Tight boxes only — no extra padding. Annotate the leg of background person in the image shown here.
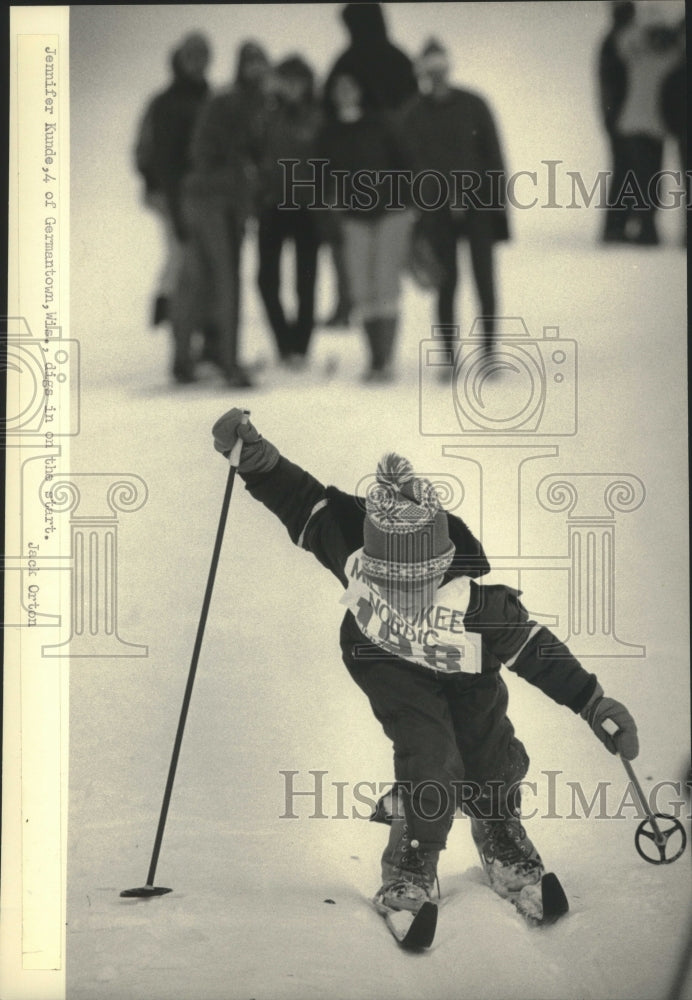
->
[364,211,414,375]
[425,208,459,357]
[630,135,665,245]
[324,213,353,326]
[257,206,292,360]
[194,199,249,384]
[169,197,208,383]
[145,190,184,327]
[292,206,319,358]
[603,133,629,242]
[465,210,496,355]
[226,210,248,383]
[343,217,378,373]
[679,134,688,246]
[618,134,664,244]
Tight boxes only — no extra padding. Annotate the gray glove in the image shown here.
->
[580,683,639,760]
[211,408,280,475]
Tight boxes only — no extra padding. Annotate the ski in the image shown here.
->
[509,872,569,927]
[373,871,565,948]
[378,900,438,950]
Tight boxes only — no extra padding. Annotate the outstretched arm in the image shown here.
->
[466,582,639,759]
[212,408,352,581]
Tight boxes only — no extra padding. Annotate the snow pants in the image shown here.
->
[344,653,529,852]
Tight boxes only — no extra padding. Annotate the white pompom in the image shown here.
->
[376,452,415,487]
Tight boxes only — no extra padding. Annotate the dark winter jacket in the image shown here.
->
[134,53,209,228]
[259,98,324,209]
[401,88,510,241]
[597,2,635,135]
[183,80,268,217]
[314,111,412,218]
[323,3,417,120]
[242,456,598,712]
[659,32,686,142]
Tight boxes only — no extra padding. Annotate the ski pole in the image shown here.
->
[601,718,686,865]
[121,410,250,898]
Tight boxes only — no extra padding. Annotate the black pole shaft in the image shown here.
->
[144,459,240,888]
[621,757,666,845]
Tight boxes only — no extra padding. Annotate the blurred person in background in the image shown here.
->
[402,39,510,367]
[659,16,687,246]
[323,2,417,120]
[319,3,418,329]
[134,32,211,328]
[315,71,413,382]
[257,56,322,369]
[171,40,270,386]
[611,7,685,245]
[597,2,636,243]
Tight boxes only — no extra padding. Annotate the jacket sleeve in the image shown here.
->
[241,457,353,583]
[447,513,491,578]
[465,583,598,712]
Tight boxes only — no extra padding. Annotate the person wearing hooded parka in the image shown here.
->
[171,41,270,386]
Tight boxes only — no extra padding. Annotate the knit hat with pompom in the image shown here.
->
[362,453,455,591]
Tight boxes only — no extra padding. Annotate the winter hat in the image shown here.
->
[276,55,313,82]
[362,453,455,591]
[235,40,270,84]
[417,38,450,75]
[171,32,210,76]
[276,55,315,98]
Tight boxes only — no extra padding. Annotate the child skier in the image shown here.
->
[212,408,639,921]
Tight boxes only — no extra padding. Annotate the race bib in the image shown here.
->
[340,549,482,674]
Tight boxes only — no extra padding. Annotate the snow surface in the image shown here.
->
[64,238,691,1000]
[35,3,692,999]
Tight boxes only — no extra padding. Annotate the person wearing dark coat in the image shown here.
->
[134,33,211,327]
[612,15,685,245]
[256,56,323,367]
[315,71,414,381]
[171,41,270,386]
[402,39,510,362]
[659,18,687,246]
[323,2,418,120]
[598,2,636,243]
[320,3,418,329]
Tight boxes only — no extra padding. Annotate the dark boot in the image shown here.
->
[151,295,169,327]
[374,824,439,914]
[362,316,397,382]
[469,804,543,898]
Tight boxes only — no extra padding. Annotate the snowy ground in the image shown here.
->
[63,229,691,1000]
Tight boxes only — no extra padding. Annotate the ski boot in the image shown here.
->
[469,809,544,899]
[374,818,439,915]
